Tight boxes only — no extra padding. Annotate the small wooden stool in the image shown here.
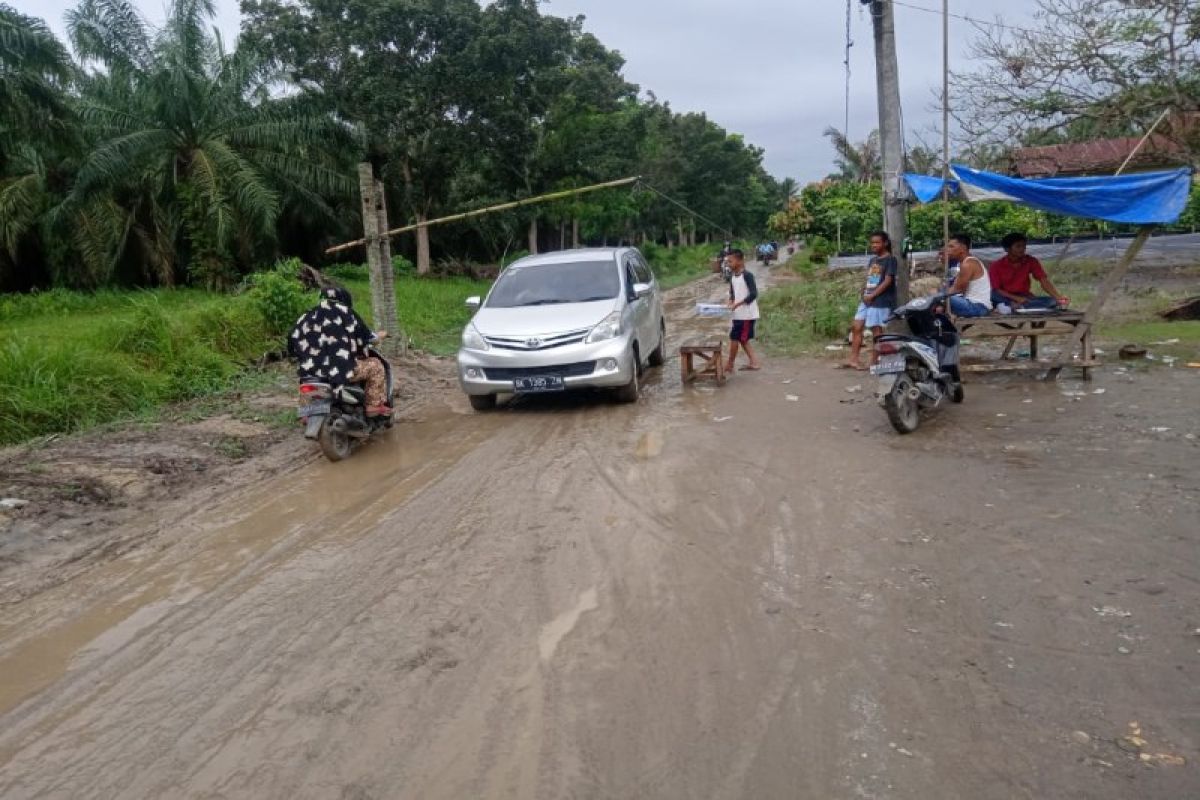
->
[680,340,727,386]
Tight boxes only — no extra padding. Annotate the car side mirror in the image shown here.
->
[632,282,652,298]
[465,296,481,310]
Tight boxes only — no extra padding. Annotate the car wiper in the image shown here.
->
[574,295,616,302]
[522,299,569,306]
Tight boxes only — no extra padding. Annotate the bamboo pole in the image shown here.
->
[326,176,641,255]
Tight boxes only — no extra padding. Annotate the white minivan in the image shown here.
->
[457,248,667,409]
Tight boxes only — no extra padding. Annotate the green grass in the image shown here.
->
[1096,321,1200,354]
[340,275,491,356]
[642,243,723,289]
[0,269,493,445]
[759,272,860,356]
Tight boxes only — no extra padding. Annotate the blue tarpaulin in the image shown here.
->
[903,165,1192,224]
[903,173,958,203]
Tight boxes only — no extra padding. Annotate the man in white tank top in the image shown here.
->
[945,233,993,317]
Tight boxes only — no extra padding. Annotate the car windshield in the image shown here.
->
[486,260,620,308]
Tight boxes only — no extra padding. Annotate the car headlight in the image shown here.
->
[461,324,489,351]
[586,311,623,344]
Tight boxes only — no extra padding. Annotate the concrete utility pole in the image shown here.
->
[869,0,909,301]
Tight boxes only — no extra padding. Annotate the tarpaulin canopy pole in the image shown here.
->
[1045,226,1153,379]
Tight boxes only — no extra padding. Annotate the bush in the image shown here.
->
[246,259,314,336]
[805,236,833,264]
[188,302,270,360]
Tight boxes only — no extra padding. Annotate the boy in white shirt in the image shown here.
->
[725,249,762,371]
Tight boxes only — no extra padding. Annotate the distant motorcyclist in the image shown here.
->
[288,287,392,416]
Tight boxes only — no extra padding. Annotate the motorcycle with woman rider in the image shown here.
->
[288,287,396,460]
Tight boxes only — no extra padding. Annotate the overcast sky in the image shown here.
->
[22,0,1044,183]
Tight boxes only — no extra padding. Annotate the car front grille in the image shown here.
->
[483,361,597,381]
[484,328,592,351]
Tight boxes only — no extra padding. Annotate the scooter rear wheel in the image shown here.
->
[885,376,921,434]
[318,420,352,461]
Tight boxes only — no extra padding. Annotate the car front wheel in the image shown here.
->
[468,394,497,412]
[614,347,641,403]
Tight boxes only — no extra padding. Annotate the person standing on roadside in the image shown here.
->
[725,249,763,372]
[845,231,897,370]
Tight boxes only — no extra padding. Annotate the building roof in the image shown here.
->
[1012,135,1188,178]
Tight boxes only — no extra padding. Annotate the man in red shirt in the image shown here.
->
[989,233,1069,311]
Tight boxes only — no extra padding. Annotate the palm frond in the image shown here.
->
[198,137,278,239]
[66,0,151,73]
[72,127,174,196]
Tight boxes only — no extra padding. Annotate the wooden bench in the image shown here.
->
[954,311,1099,378]
[680,340,727,386]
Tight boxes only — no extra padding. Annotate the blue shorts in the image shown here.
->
[730,319,757,342]
[854,303,891,328]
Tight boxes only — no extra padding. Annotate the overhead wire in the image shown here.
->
[889,0,1041,37]
[635,180,733,238]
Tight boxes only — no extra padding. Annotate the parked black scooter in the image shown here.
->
[872,293,964,434]
[297,346,395,461]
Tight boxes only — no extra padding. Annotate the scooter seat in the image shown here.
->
[337,385,367,404]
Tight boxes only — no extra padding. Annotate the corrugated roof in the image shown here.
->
[1012,135,1187,178]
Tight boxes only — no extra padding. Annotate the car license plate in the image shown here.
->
[513,375,565,393]
[298,401,331,417]
[870,354,907,376]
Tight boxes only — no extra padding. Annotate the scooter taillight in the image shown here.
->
[875,342,900,355]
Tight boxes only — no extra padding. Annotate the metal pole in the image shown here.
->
[941,0,950,262]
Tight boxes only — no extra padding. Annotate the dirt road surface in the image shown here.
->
[2,268,1198,798]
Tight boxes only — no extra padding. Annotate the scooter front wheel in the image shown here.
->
[885,375,921,434]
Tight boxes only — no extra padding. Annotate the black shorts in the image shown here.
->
[730,319,756,342]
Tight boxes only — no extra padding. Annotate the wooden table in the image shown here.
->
[954,311,1099,378]
[680,340,727,386]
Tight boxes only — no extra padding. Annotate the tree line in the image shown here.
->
[0,0,788,292]
[773,0,1199,257]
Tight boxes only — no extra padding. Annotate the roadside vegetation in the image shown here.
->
[759,248,1200,360]
[0,242,731,445]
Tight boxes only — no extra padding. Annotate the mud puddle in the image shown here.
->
[0,406,505,718]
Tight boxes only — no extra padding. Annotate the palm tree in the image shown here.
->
[823,126,881,184]
[904,145,941,175]
[62,0,357,287]
[0,6,75,266]
[777,176,798,208]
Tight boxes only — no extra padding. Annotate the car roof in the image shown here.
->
[505,248,630,270]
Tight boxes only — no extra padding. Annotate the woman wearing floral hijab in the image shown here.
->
[288,287,391,415]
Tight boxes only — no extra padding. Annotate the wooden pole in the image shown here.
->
[1046,226,1153,379]
[1116,109,1171,176]
[326,176,640,256]
[373,177,403,356]
[941,0,951,263]
[357,164,399,355]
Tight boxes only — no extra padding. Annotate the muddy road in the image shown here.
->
[1,269,1198,799]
